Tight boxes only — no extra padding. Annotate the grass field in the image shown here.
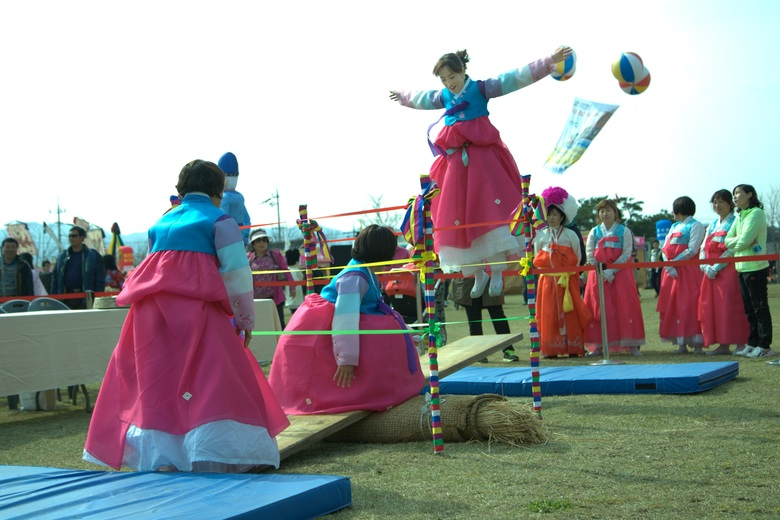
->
[1,284,779,518]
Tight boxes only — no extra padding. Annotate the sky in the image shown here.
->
[1,0,778,239]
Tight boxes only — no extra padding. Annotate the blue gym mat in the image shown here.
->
[0,465,351,519]
[437,362,739,396]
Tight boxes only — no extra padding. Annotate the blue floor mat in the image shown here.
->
[0,465,351,519]
[438,362,738,396]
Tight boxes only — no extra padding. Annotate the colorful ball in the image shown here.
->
[551,50,577,81]
[619,68,651,95]
[611,52,644,83]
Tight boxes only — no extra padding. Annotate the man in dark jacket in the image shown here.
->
[1,237,34,299]
[50,226,106,309]
[1,237,34,410]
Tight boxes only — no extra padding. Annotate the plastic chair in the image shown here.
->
[26,298,91,412]
[1,299,30,313]
[28,297,71,312]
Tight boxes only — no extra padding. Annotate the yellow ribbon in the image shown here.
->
[540,272,575,312]
[415,250,438,282]
[519,257,533,277]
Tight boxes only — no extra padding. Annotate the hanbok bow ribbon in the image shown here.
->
[557,273,575,313]
[427,101,469,157]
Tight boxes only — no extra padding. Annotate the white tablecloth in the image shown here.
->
[0,300,280,396]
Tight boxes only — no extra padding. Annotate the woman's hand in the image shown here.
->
[333,365,355,388]
[236,325,252,348]
[552,46,573,63]
[389,90,400,101]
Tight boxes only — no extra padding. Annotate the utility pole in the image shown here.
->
[49,198,67,252]
[261,187,282,245]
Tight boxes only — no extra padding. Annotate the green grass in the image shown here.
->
[2,285,779,519]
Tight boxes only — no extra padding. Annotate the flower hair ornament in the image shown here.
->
[540,186,579,225]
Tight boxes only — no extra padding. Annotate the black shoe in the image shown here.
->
[503,349,519,362]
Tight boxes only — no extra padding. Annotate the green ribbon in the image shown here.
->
[251,329,415,336]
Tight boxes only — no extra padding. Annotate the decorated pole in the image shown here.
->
[510,174,547,418]
[297,205,316,295]
[401,175,443,453]
[422,179,443,454]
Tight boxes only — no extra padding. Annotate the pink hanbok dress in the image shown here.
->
[269,260,425,415]
[584,223,645,352]
[84,194,288,472]
[657,217,705,345]
[698,216,749,347]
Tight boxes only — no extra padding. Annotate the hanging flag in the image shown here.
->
[6,222,38,256]
[543,97,619,175]
[73,217,106,255]
[108,222,124,257]
[43,222,64,251]
[88,227,106,255]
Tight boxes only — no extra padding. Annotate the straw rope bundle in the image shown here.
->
[327,394,548,445]
[93,296,119,309]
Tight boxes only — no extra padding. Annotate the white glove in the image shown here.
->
[603,269,616,284]
[699,264,708,273]
[705,266,718,280]
[664,266,678,278]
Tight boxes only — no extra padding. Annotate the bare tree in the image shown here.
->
[357,195,404,230]
[764,184,780,254]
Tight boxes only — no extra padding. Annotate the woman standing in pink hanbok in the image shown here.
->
[84,160,289,472]
[657,196,706,354]
[390,46,571,300]
[698,189,749,355]
[583,199,645,356]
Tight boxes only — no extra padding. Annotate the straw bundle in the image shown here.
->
[327,394,547,445]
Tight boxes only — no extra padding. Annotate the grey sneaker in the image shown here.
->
[734,346,755,357]
[746,347,775,359]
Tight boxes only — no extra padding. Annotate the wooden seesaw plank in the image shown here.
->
[277,332,523,460]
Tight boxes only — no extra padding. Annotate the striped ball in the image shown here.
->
[619,69,651,95]
[611,52,644,83]
[551,50,576,81]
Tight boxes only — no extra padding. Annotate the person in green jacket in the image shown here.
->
[725,184,773,359]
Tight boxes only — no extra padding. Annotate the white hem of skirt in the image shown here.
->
[83,419,280,472]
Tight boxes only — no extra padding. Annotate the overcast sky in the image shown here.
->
[1,0,778,238]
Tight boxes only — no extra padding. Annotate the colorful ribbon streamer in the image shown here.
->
[401,178,440,255]
[302,218,334,266]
